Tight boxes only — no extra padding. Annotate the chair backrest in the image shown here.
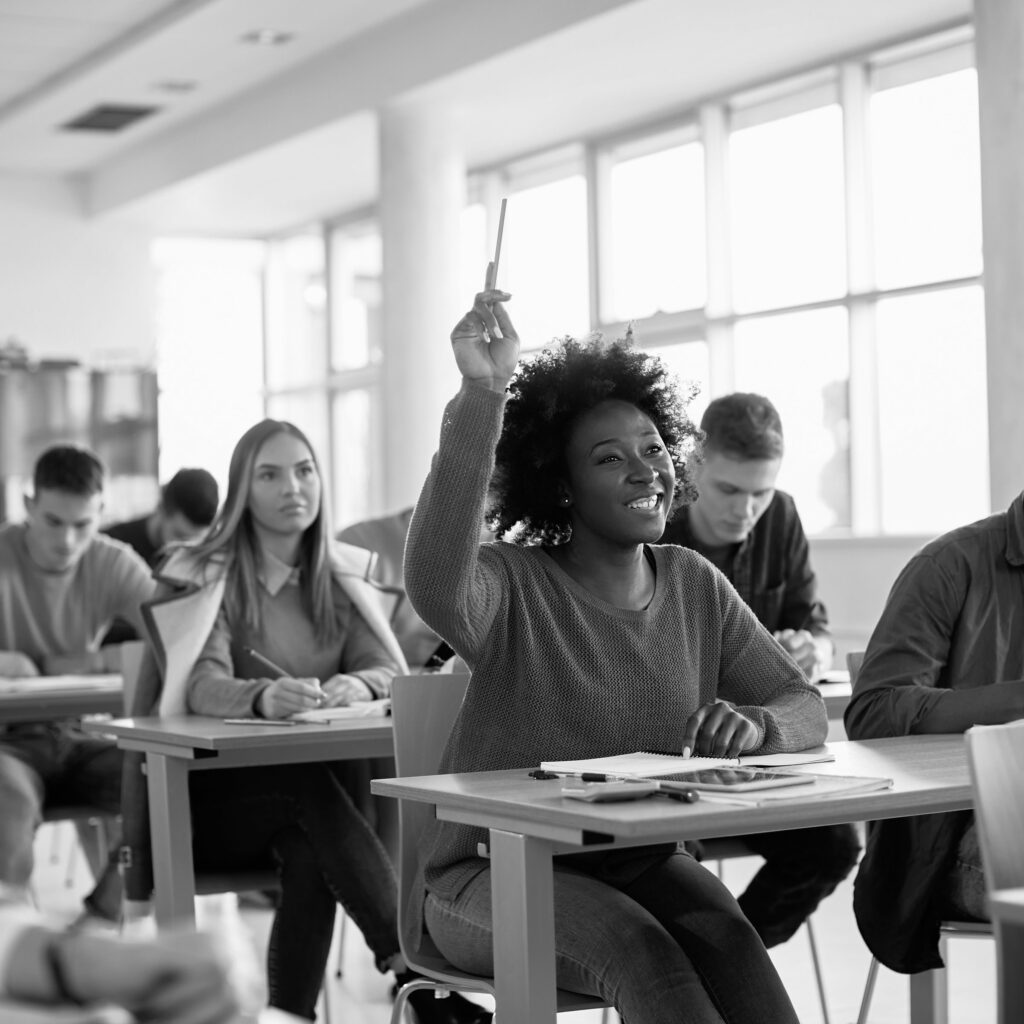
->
[390,672,470,963]
[117,640,146,714]
[846,650,865,685]
[965,721,1024,893]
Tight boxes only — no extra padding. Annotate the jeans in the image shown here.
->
[189,761,400,1021]
[0,722,123,916]
[693,823,861,948]
[424,847,798,1024]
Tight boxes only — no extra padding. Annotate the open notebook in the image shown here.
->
[540,745,834,778]
[290,698,391,723]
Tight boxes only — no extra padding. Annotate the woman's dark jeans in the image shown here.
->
[425,846,799,1024]
[190,761,399,1020]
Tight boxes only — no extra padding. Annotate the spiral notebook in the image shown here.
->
[540,746,834,778]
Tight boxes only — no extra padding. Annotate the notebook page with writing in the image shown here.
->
[540,751,741,777]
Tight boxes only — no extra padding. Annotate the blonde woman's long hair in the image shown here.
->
[189,419,340,644]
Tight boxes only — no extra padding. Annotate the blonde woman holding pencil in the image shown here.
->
[123,419,491,1024]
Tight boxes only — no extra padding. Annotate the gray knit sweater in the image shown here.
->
[405,382,827,902]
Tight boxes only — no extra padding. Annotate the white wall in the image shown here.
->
[810,534,928,665]
[0,173,155,366]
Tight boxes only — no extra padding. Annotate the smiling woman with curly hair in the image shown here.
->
[488,331,701,545]
[405,282,827,1024]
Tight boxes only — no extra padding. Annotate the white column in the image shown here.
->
[975,0,1024,510]
[379,99,466,510]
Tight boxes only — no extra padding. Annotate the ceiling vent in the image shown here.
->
[61,104,160,133]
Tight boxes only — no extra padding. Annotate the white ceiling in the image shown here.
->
[0,0,972,236]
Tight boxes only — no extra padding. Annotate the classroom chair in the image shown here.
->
[388,672,612,1024]
[966,720,1024,1024]
[848,650,992,1024]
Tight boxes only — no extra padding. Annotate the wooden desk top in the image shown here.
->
[372,735,970,844]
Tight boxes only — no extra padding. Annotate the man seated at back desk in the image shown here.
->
[0,445,155,922]
[844,490,1024,974]
[660,392,860,949]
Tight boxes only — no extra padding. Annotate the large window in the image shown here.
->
[238,25,982,538]
[729,96,847,313]
[498,152,591,350]
[153,238,266,494]
[464,28,981,537]
[603,131,707,321]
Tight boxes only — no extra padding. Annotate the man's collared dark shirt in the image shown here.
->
[843,491,1024,973]
[660,489,830,639]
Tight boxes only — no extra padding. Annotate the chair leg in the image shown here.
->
[909,968,948,1024]
[855,956,880,1024]
[909,931,948,1024]
[804,918,831,1024]
[390,978,441,1024]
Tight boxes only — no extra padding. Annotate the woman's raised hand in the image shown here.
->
[450,276,519,392]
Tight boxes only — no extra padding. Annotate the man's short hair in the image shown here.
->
[161,468,219,527]
[33,445,105,497]
[700,393,785,461]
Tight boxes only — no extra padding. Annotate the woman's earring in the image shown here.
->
[560,496,570,506]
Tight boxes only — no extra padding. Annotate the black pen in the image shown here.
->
[529,770,610,782]
[659,788,700,803]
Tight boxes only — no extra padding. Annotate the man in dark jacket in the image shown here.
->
[845,492,1024,972]
[662,392,859,948]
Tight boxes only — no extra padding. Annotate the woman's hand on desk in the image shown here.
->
[256,677,324,719]
[681,700,759,759]
[321,674,374,707]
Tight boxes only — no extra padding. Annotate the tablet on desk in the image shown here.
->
[654,768,816,793]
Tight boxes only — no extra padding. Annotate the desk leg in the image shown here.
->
[996,920,1024,1024]
[489,829,557,1024]
[146,753,196,927]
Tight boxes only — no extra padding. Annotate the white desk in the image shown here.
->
[373,734,971,1024]
[84,715,393,926]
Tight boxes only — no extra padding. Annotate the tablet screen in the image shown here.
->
[656,768,815,792]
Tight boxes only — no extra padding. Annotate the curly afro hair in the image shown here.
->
[488,332,702,546]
